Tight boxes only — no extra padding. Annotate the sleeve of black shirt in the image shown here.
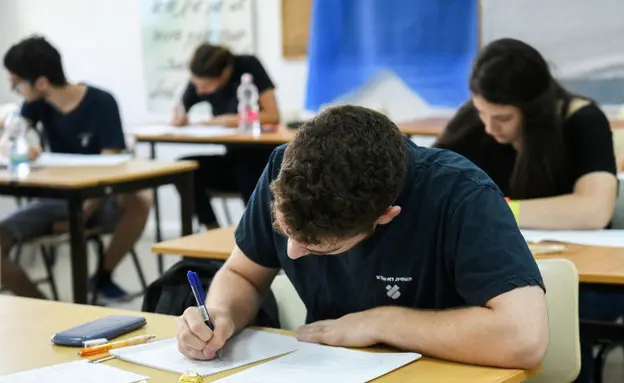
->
[98,93,127,151]
[565,104,617,183]
[20,101,43,126]
[181,82,201,113]
[445,184,545,307]
[234,147,284,268]
[245,56,275,94]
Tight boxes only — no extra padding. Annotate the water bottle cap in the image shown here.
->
[241,73,253,83]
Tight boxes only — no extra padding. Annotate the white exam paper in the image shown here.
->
[111,329,297,376]
[130,124,236,138]
[215,341,421,383]
[0,360,148,383]
[522,229,624,248]
[0,153,132,167]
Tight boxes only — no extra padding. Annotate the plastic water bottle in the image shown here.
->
[237,73,261,138]
[4,112,31,179]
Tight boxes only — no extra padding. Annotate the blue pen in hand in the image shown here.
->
[187,270,222,360]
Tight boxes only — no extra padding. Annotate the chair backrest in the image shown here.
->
[270,273,306,330]
[528,258,581,383]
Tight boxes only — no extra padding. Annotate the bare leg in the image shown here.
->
[0,230,45,299]
[103,190,153,272]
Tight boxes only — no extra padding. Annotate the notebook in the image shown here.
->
[111,329,297,376]
[0,360,148,383]
[215,341,421,383]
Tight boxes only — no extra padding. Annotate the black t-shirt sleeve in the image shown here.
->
[445,184,545,307]
[245,56,275,94]
[181,82,201,112]
[20,101,43,125]
[97,93,126,151]
[565,104,616,182]
[234,147,284,268]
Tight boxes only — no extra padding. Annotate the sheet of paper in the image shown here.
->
[0,153,132,167]
[215,341,421,383]
[522,229,624,248]
[0,360,148,383]
[129,124,237,138]
[111,329,297,376]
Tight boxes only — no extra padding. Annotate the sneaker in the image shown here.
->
[89,276,129,303]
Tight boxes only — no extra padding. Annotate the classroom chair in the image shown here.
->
[528,258,581,383]
[270,273,306,330]
[208,190,240,227]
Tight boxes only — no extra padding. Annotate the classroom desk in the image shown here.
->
[151,226,235,260]
[0,296,537,382]
[0,160,197,304]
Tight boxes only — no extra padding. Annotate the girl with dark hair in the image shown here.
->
[436,38,619,382]
[172,44,280,229]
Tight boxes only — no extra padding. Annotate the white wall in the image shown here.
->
[0,0,437,237]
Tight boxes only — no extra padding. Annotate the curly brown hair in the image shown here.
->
[270,105,408,246]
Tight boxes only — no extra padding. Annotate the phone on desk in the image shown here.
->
[51,315,146,347]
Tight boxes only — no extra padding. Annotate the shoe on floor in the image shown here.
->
[89,276,129,303]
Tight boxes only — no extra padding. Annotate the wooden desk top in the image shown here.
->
[153,227,624,285]
[0,160,197,189]
[0,296,535,382]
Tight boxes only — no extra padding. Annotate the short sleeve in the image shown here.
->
[246,56,275,94]
[234,147,284,268]
[98,94,126,151]
[20,101,44,125]
[445,184,545,306]
[566,104,616,182]
[181,82,200,112]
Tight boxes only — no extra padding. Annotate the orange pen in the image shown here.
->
[79,334,155,357]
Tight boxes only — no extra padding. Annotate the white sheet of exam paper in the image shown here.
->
[110,329,297,376]
[215,341,421,383]
[522,229,624,248]
[129,124,236,138]
[0,360,148,383]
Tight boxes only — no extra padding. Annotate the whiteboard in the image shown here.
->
[141,0,255,112]
[481,0,624,106]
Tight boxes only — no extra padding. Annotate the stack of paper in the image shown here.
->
[0,153,132,167]
[215,342,421,383]
[522,229,624,248]
[129,124,237,138]
[0,360,148,383]
[111,329,298,376]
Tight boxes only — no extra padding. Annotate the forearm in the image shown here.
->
[517,194,613,230]
[205,266,264,333]
[370,306,539,369]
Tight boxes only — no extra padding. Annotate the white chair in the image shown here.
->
[528,259,581,383]
[270,273,306,330]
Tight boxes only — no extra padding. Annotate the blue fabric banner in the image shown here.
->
[305,0,478,111]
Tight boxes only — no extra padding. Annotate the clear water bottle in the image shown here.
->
[4,112,31,179]
[237,73,261,138]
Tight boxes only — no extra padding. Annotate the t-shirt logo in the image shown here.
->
[79,133,92,147]
[386,284,401,299]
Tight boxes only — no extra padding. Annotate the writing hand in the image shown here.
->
[177,307,235,360]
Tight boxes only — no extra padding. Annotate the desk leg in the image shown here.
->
[150,142,165,275]
[178,172,194,237]
[68,196,88,304]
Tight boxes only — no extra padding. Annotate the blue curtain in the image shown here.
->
[305,0,478,111]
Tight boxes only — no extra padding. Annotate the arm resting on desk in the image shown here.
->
[297,286,548,370]
[517,172,616,230]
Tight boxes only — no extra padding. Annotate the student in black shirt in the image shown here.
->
[0,37,152,301]
[176,105,548,369]
[171,44,280,229]
[435,38,619,382]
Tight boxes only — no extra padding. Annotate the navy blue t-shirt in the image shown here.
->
[21,86,126,154]
[235,139,544,323]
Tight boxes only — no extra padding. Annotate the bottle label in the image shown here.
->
[239,109,259,124]
[10,152,29,165]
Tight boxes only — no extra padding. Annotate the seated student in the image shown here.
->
[176,105,548,369]
[172,44,280,229]
[0,36,152,300]
[435,38,619,382]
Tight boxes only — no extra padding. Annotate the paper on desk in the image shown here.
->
[522,229,624,248]
[129,124,236,138]
[0,153,132,167]
[0,360,148,383]
[111,329,297,376]
[215,341,421,383]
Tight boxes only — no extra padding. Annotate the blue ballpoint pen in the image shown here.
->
[187,270,222,360]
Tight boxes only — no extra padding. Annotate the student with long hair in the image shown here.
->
[435,38,619,382]
[172,44,279,229]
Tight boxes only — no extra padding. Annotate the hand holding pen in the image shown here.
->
[181,271,235,361]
